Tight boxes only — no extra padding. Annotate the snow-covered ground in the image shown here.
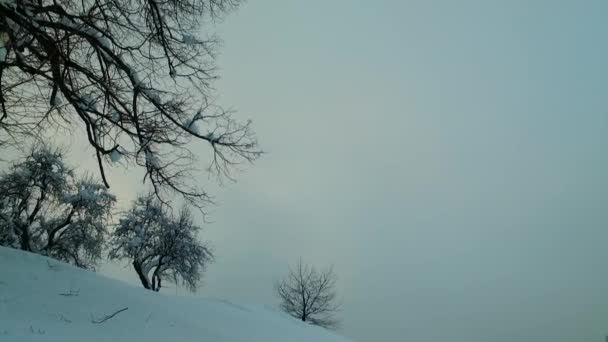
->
[0,247,352,342]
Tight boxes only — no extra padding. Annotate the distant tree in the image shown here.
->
[109,193,213,292]
[0,146,115,269]
[0,0,260,208]
[275,259,341,330]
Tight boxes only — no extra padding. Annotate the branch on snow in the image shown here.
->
[91,307,128,324]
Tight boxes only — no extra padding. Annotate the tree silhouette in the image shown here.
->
[276,259,341,330]
[0,0,259,208]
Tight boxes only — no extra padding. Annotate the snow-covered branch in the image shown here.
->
[0,0,260,208]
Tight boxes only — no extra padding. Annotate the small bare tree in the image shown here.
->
[275,259,341,330]
[0,0,260,208]
[109,193,213,292]
[0,145,116,269]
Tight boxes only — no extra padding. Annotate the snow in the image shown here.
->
[110,149,122,163]
[0,247,351,342]
[182,34,199,45]
[127,236,143,249]
[131,70,141,86]
[82,94,94,105]
[77,94,97,111]
[144,150,159,168]
[189,123,200,134]
[183,112,202,134]
[143,89,161,103]
[65,182,114,204]
[98,37,112,50]
[50,95,63,106]
[183,118,199,134]
[59,17,78,30]
[0,0,15,8]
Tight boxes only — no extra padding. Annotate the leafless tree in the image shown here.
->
[0,145,116,269]
[275,259,341,330]
[109,193,213,292]
[0,0,260,208]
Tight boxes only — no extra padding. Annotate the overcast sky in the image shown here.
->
[56,0,608,341]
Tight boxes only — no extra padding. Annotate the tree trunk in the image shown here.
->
[154,275,162,292]
[151,273,161,292]
[18,225,32,252]
[133,261,151,290]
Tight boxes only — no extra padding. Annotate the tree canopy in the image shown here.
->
[0,0,259,207]
[0,146,115,269]
[276,259,341,330]
[109,193,213,291]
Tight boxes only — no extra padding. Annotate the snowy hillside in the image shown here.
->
[0,247,352,342]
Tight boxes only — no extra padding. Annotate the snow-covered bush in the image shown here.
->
[0,146,115,269]
[109,194,213,292]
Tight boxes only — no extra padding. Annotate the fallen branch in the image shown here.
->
[58,289,80,297]
[91,307,128,324]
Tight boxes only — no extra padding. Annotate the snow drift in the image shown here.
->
[0,247,351,342]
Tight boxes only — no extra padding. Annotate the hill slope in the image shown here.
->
[0,247,351,342]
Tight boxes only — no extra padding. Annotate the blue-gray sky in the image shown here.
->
[81,0,608,341]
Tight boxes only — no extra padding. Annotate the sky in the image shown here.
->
[46,0,608,341]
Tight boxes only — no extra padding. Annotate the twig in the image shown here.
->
[91,307,128,324]
[58,288,80,297]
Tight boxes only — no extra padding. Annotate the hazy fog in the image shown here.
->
[48,1,608,341]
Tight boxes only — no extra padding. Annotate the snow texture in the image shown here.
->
[182,34,199,45]
[190,123,200,134]
[50,94,63,106]
[183,112,202,134]
[77,94,97,111]
[131,70,141,86]
[0,0,15,8]
[144,150,159,167]
[143,89,161,103]
[110,149,122,163]
[0,247,352,342]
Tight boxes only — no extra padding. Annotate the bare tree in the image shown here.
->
[0,145,116,269]
[109,193,213,292]
[275,259,341,330]
[0,0,260,208]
